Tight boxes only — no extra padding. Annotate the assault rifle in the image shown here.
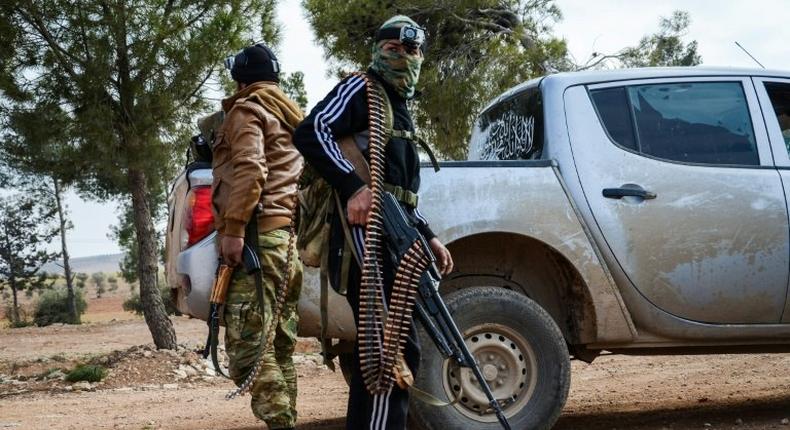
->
[380,192,513,430]
[203,216,264,380]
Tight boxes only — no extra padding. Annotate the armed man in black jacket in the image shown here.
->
[293,14,453,430]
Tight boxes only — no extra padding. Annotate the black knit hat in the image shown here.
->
[228,43,280,84]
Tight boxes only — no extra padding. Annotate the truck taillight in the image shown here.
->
[185,186,214,247]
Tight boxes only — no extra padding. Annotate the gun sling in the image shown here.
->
[204,206,267,381]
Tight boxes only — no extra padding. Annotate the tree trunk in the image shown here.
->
[10,276,19,325]
[128,168,177,349]
[53,178,79,324]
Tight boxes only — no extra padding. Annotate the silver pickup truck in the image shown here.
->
[166,67,790,430]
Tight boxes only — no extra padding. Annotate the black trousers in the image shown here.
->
[341,225,421,430]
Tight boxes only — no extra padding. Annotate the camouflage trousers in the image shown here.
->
[224,228,303,430]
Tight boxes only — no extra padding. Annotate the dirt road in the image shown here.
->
[1,318,789,430]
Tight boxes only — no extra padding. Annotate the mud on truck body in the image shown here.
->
[166,67,790,430]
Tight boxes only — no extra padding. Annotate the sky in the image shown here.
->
[48,0,790,258]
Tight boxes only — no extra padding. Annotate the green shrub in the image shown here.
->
[4,304,34,328]
[33,288,86,326]
[123,286,180,316]
[121,294,139,314]
[65,364,106,383]
[9,319,34,328]
[34,367,64,381]
[75,273,88,290]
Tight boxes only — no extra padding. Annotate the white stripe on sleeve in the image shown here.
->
[414,207,428,224]
[313,75,365,173]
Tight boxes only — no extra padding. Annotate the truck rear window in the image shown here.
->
[469,87,544,161]
[590,82,759,166]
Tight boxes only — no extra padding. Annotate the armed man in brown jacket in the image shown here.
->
[211,43,303,430]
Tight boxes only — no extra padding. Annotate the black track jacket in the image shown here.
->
[293,69,435,241]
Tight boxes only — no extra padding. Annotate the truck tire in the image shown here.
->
[409,287,570,430]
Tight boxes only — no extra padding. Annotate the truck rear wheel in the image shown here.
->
[409,287,570,430]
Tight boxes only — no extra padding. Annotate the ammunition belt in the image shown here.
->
[357,73,430,394]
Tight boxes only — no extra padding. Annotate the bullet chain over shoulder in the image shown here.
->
[355,72,432,395]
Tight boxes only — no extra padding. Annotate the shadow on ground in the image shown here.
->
[555,394,790,429]
[222,395,790,430]
[225,417,345,430]
[300,419,346,429]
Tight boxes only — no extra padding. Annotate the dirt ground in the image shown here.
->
[1,315,790,430]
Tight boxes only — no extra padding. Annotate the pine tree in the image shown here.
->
[579,11,702,70]
[1,106,82,324]
[619,11,701,68]
[281,71,309,110]
[0,194,59,326]
[0,0,280,348]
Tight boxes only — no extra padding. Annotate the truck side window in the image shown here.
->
[592,82,759,166]
[469,87,544,161]
[590,87,637,151]
[763,82,790,155]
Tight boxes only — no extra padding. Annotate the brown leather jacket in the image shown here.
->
[211,82,304,237]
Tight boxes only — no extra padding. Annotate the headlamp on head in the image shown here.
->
[376,24,427,51]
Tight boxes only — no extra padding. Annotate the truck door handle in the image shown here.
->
[602,187,657,200]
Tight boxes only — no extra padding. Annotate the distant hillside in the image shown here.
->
[41,253,124,275]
